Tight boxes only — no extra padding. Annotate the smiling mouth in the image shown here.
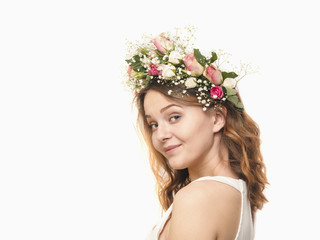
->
[164,144,182,154]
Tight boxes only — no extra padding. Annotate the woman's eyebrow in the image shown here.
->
[145,104,182,119]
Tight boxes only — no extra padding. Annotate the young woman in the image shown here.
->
[125,29,268,240]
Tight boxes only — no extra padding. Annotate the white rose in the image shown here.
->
[185,77,197,89]
[168,51,183,64]
[159,64,176,79]
[222,78,237,88]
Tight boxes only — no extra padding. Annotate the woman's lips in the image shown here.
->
[164,144,182,154]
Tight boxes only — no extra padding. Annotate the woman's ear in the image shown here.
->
[211,107,227,133]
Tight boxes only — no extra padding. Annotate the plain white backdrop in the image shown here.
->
[1,0,319,239]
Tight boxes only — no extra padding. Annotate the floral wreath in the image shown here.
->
[124,27,248,111]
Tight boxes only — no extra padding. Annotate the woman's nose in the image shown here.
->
[156,123,171,142]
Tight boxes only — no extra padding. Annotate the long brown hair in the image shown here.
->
[134,81,268,214]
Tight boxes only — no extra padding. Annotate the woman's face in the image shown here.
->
[143,90,218,170]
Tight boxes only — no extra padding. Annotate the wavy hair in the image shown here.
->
[134,82,268,215]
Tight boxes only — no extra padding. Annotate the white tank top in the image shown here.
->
[145,176,254,240]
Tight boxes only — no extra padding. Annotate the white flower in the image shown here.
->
[159,64,175,79]
[223,78,237,88]
[185,77,197,89]
[141,56,151,66]
[168,51,183,64]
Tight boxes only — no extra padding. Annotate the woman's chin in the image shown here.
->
[167,158,188,170]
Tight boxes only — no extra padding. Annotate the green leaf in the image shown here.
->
[227,95,244,110]
[155,49,165,57]
[209,51,217,63]
[193,49,207,66]
[221,71,238,80]
[145,75,151,84]
[126,55,146,72]
[140,48,149,55]
[225,87,238,96]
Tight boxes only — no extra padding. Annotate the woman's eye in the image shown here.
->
[149,123,158,130]
[170,115,181,122]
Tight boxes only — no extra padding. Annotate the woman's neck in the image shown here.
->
[187,139,237,181]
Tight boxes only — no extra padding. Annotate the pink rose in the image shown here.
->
[210,86,224,99]
[183,53,205,76]
[151,33,174,54]
[148,64,161,76]
[203,66,223,85]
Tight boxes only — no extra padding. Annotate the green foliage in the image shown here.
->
[140,48,149,55]
[193,49,207,66]
[209,51,217,63]
[227,95,244,110]
[221,71,238,80]
[125,55,146,72]
[224,87,238,96]
[145,75,151,85]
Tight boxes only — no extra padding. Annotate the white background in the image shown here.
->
[1,0,319,239]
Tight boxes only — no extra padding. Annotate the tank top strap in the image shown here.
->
[190,176,244,193]
[154,204,173,239]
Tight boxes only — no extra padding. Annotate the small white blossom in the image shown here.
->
[185,77,197,89]
[168,51,183,64]
[149,51,156,58]
[223,78,237,88]
[141,56,151,65]
[158,64,175,79]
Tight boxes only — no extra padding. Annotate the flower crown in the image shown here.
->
[124,28,245,111]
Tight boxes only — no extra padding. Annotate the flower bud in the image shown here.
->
[183,53,204,76]
[203,66,223,85]
[151,33,174,54]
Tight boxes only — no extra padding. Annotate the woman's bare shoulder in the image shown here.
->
[168,179,241,239]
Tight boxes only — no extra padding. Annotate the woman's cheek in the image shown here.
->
[151,135,161,153]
